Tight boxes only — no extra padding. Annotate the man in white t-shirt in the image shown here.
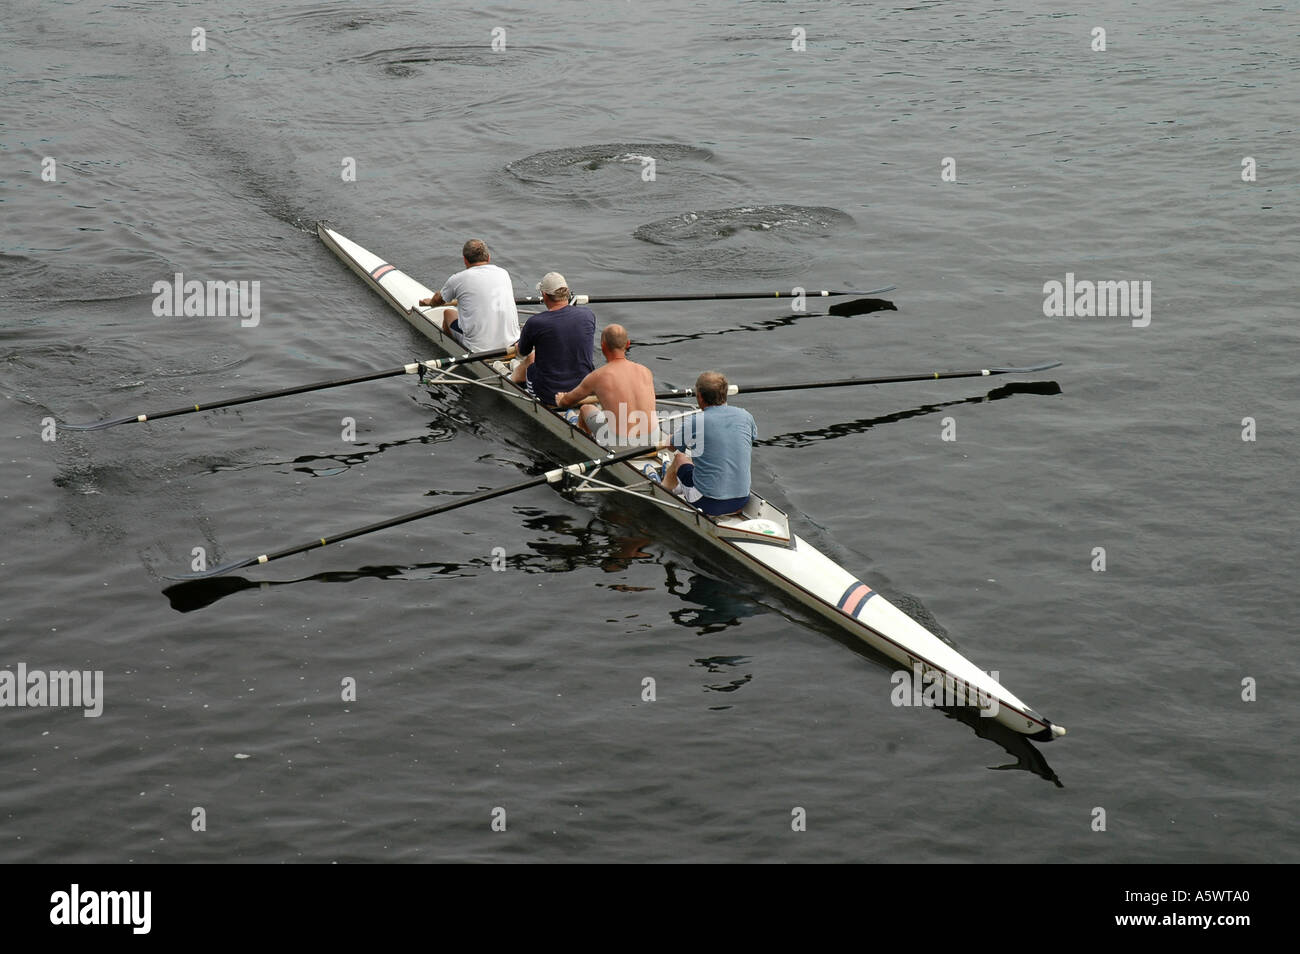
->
[417,239,521,352]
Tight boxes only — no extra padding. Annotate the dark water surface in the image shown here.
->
[2,0,1296,862]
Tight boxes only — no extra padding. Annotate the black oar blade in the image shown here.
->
[163,576,262,613]
[62,415,144,431]
[828,297,898,317]
[988,381,1063,398]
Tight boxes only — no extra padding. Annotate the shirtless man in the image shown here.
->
[554,324,657,445]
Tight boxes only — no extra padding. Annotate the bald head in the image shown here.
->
[695,371,729,406]
[462,239,489,264]
[601,324,629,353]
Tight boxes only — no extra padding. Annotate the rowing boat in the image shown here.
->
[317,224,1065,741]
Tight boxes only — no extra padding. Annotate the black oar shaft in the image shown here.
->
[142,365,417,422]
[187,443,658,579]
[514,286,895,305]
[254,472,553,568]
[741,369,1010,395]
[653,363,1062,400]
[66,346,514,430]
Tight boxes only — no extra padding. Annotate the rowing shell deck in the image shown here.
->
[318,224,1064,741]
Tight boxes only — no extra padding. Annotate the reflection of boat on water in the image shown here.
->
[949,705,1063,786]
[658,560,1061,785]
[664,563,765,634]
[163,510,1060,783]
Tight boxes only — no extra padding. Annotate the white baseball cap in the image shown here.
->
[537,272,568,296]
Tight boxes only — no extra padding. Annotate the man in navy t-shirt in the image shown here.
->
[510,272,596,406]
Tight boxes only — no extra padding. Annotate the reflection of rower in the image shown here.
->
[554,325,658,446]
[509,271,595,406]
[663,371,756,516]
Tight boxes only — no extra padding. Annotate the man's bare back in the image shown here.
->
[555,324,658,444]
[583,358,657,441]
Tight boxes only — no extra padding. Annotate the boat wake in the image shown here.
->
[620,204,857,278]
[507,142,714,182]
[633,205,855,246]
[344,44,543,77]
[503,142,726,205]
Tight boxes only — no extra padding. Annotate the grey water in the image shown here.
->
[1,0,1296,862]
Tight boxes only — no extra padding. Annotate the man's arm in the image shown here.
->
[421,273,461,309]
[515,320,535,358]
[555,368,601,408]
[665,412,688,451]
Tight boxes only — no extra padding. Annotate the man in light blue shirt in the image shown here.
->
[663,370,757,516]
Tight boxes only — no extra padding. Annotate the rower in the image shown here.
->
[417,239,521,352]
[662,370,756,516]
[555,324,657,446]
[510,272,596,406]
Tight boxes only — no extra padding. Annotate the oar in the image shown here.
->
[757,381,1064,450]
[514,286,897,306]
[63,346,516,431]
[654,362,1063,400]
[172,443,660,580]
